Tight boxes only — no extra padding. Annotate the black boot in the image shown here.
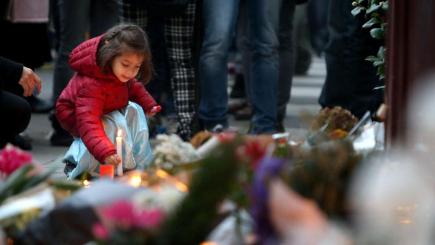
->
[49,111,73,146]
[10,134,32,151]
[26,95,54,113]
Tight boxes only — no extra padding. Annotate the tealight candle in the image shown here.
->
[100,164,114,178]
[116,129,123,176]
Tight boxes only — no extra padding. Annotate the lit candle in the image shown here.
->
[100,164,114,178]
[116,129,123,176]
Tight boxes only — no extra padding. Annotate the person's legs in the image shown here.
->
[165,1,197,140]
[246,0,280,134]
[90,0,120,36]
[198,0,240,130]
[0,91,31,149]
[319,0,383,118]
[277,0,296,131]
[52,0,90,101]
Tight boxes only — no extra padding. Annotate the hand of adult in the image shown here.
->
[18,67,42,97]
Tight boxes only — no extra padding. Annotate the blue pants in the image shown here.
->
[198,0,280,133]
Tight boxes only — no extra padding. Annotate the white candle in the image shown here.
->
[116,129,123,176]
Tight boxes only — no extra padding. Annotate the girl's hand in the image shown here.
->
[104,154,121,166]
[147,105,161,116]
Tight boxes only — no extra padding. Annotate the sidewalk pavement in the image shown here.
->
[25,58,325,179]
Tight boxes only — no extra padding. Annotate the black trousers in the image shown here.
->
[0,83,31,148]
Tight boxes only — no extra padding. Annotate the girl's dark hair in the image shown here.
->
[97,24,153,83]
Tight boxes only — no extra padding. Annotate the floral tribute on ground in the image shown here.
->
[0,107,394,244]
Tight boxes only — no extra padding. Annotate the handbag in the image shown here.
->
[6,0,49,23]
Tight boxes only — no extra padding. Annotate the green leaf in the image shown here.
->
[0,165,34,204]
[363,17,380,28]
[367,3,382,14]
[377,46,385,59]
[365,55,379,62]
[381,1,389,11]
[351,6,365,16]
[370,28,384,39]
[373,60,384,66]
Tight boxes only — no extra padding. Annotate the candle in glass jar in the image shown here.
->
[116,129,123,176]
[100,164,114,178]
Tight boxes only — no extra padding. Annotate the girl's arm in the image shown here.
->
[128,80,159,113]
[76,81,116,163]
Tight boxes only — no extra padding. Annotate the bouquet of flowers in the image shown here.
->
[92,200,165,244]
[151,134,199,172]
[0,145,82,240]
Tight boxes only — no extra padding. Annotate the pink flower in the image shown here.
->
[135,209,165,229]
[0,144,32,176]
[92,223,109,240]
[101,200,137,229]
[99,200,165,231]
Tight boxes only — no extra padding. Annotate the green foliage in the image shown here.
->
[352,0,388,80]
[156,141,241,245]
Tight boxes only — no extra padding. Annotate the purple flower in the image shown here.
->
[250,157,287,245]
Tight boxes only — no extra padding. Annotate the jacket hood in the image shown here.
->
[69,36,116,80]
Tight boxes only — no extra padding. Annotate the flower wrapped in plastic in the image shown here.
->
[151,134,199,172]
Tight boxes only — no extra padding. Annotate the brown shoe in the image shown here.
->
[234,105,252,121]
[228,99,248,114]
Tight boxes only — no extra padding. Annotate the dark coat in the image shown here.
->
[0,56,23,91]
[56,36,157,163]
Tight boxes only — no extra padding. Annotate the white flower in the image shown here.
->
[133,184,186,213]
[152,134,199,169]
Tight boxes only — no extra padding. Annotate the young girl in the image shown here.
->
[56,24,161,179]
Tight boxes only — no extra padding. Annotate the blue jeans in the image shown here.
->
[199,0,279,133]
[52,0,119,100]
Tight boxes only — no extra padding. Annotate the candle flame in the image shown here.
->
[174,181,188,192]
[83,180,90,188]
[156,169,169,178]
[201,242,218,245]
[129,174,142,187]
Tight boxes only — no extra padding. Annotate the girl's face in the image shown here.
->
[112,52,144,83]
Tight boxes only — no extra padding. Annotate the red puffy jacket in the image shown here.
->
[55,36,157,163]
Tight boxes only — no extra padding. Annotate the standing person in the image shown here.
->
[198,0,279,134]
[50,0,120,146]
[55,24,161,179]
[0,57,42,149]
[319,0,384,119]
[0,0,53,115]
[120,0,197,140]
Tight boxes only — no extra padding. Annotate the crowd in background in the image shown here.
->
[0,0,383,150]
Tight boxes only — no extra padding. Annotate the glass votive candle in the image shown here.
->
[100,164,114,178]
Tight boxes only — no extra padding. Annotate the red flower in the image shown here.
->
[0,144,32,176]
[238,141,267,170]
